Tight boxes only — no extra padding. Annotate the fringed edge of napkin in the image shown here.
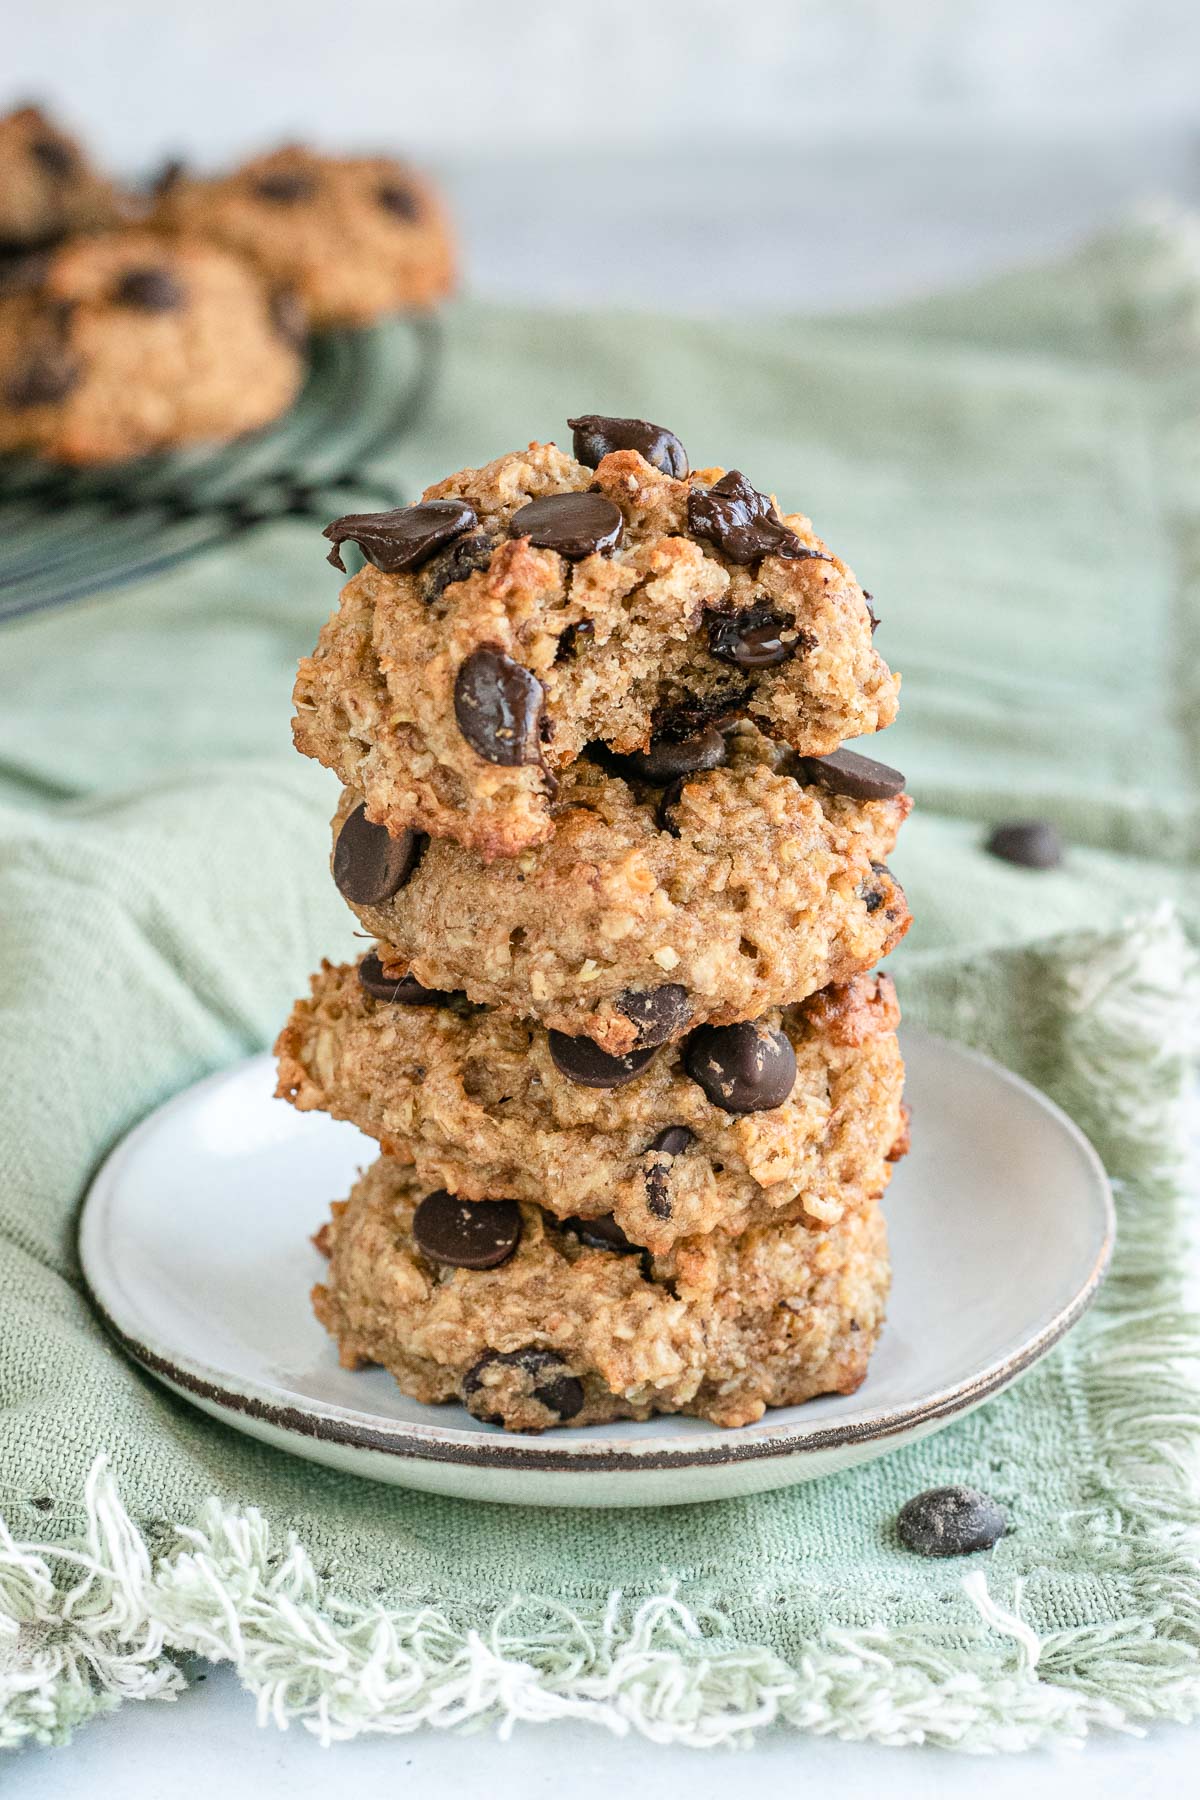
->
[3,909,1200,1756]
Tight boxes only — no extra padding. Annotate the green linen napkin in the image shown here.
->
[3,211,1200,1753]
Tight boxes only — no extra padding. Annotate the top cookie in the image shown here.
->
[0,105,128,256]
[152,145,454,328]
[292,421,900,859]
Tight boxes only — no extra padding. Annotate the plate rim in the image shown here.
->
[78,1028,1116,1478]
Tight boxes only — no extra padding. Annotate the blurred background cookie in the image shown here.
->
[0,230,306,464]
[0,103,130,260]
[153,144,454,328]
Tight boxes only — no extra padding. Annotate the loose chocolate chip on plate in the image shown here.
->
[333,804,426,905]
[643,1125,694,1219]
[420,532,494,605]
[985,819,1063,870]
[30,136,76,177]
[706,605,812,669]
[378,182,418,220]
[358,954,458,1005]
[616,984,692,1047]
[254,170,316,202]
[568,414,689,479]
[622,726,727,784]
[548,1031,656,1089]
[509,492,624,560]
[454,646,546,767]
[554,618,594,662]
[796,746,906,801]
[412,1190,521,1271]
[323,498,477,574]
[688,470,829,565]
[115,266,185,311]
[685,1020,797,1114]
[4,345,79,408]
[464,1346,584,1425]
[559,1212,640,1254]
[896,1486,1007,1557]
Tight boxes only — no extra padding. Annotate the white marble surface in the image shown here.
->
[7,128,1200,1791]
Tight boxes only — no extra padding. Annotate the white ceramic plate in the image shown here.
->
[79,1031,1113,1508]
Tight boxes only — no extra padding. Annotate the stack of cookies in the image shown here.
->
[276,416,911,1431]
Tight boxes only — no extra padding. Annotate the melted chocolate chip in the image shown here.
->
[463,1346,584,1425]
[509,492,623,560]
[684,1020,796,1114]
[323,499,477,574]
[985,819,1063,870]
[29,136,76,178]
[454,647,545,767]
[420,532,494,606]
[559,1213,640,1254]
[896,1487,1007,1557]
[4,344,79,408]
[554,618,595,662]
[656,777,686,837]
[643,1125,694,1220]
[269,287,307,347]
[688,471,828,565]
[568,414,689,479]
[706,606,812,669]
[333,805,426,905]
[548,1031,656,1089]
[358,955,459,1005]
[621,727,727,784]
[115,266,184,311]
[795,747,906,801]
[412,1190,521,1270]
[650,687,753,744]
[860,862,891,913]
[616,985,691,1048]
[254,169,316,203]
[378,181,419,220]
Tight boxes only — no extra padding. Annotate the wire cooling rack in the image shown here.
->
[0,312,441,625]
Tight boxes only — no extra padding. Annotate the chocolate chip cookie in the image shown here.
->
[0,104,129,258]
[329,721,911,1052]
[276,962,906,1255]
[0,231,305,464]
[292,426,899,858]
[312,1154,891,1430]
[152,145,454,328]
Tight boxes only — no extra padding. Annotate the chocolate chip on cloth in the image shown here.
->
[151,145,455,328]
[292,438,897,858]
[985,819,1064,870]
[896,1487,1007,1557]
[326,723,913,1054]
[312,1156,892,1429]
[277,961,907,1255]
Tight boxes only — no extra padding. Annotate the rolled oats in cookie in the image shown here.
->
[275,962,908,1255]
[328,722,912,1052]
[311,1155,891,1431]
[152,144,454,328]
[292,430,899,857]
[0,231,304,465]
[0,105,130,255]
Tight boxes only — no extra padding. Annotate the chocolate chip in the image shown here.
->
[412,1191,521,1270]
[378,181,419,220]
[269,287,307,347]
[651,688,752,744]
[559,1213,640,1254]
[796,747,906,801]
[616,984,691,1047]
[333,805,426,905]
[684,1020,796,1114]
[896,1487,1007,1557]
[985,820,1063,870]
[656,777,686,837]
[860,862,891,913]
[548,1031,656,1089]
[509,492,624,560]
[554,618,594,662]
[254,170,316,202]
[568,414,689,479]
[4,344,79,408]
[150,156,186,197]
[706,606,811,669]
[688,471,828,565]
[0,248,51,296]
[358,955,458,1005]
[453,646,546,768]
[420,533,494,606]
[463,1346,584,1425]
[29,136,76,178]
[622,727,727,784]
[323,499,477,574]
[115,267,184,311]
[644,1125,694,1219]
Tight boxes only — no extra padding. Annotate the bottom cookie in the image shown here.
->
[312,1157,890,1431]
